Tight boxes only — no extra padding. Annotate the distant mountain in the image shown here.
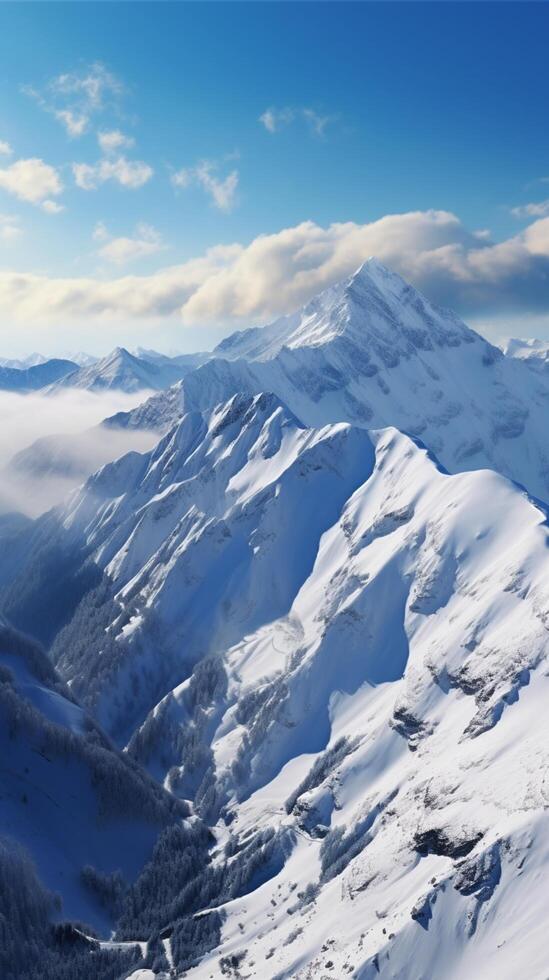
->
[48,346,197,393]
[130,346,209,370]
[60,350,99,367]
[502,337,549,374]
[0,358,78,392]
[0,352,49,369]
[107,259,549,503]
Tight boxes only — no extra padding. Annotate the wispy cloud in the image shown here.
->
[172,159,238,212]
[0,158,63,209]
[23,62,124,138]
[54,109,89,138]
[73,156,153,191]
[94,221,165,265]
[0,141,13,157]
[511,199,549,219]
[98,129,135,154]
[0,213,21,241]
[259,105,336,138]
[259,107,295,134]
[302,108,334,137]
[42,200,65,215]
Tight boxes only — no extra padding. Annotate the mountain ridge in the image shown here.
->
[106,260,549,504]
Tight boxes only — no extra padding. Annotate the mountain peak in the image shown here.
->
[349,255,395,281]
[209,390,301,439]
[108,345,134,361]
[214,258,475,365]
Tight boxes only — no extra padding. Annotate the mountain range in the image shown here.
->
[0,346,207,396]
[2,259,549,979]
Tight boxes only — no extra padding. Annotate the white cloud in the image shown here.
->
[511,200,549,219]
[3,211,549,326]
[0,389,156,517]
[302,108,334,137]
[73,155,153,191]
[52,62,123,107]
[92,220,109,242]
[96,222,164,265]
[54,109,89,138]
[0,158,63,205]
[0,213,21,241]
[98,129,135,154]
[0,141,12,157]
[172,159,238,212]
[259,107,295,133]
[23,62,124,138]
[259,105,335,137]
[42,200,65,214]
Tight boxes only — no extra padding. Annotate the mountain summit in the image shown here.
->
[49,346,193,393]
[112,259,549,503]
[216,257,474,362]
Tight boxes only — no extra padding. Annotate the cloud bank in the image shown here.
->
[2,210,549,327]
[0,389,158,517]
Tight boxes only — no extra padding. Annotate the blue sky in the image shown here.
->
[1,1,549,355]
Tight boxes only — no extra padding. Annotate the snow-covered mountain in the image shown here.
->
[49,346,194,393]
[130,346,209,370]
[5,383,549,977]
[5,261,549,978]
[502,337,549,373]
[108,260,549,503]
[0,351,97,369]
[0,352,49,369]
[0,357,78,392]
[60,350,99,367]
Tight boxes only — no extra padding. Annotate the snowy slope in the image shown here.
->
[12,388,548,976]
[49,346,192,393]
[182,424,549,980]
[107,260,549,504]
[0,621,184,935]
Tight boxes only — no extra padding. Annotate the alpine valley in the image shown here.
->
[3,261,549,980]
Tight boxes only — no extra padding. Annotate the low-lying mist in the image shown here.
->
[0,389,159,518]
